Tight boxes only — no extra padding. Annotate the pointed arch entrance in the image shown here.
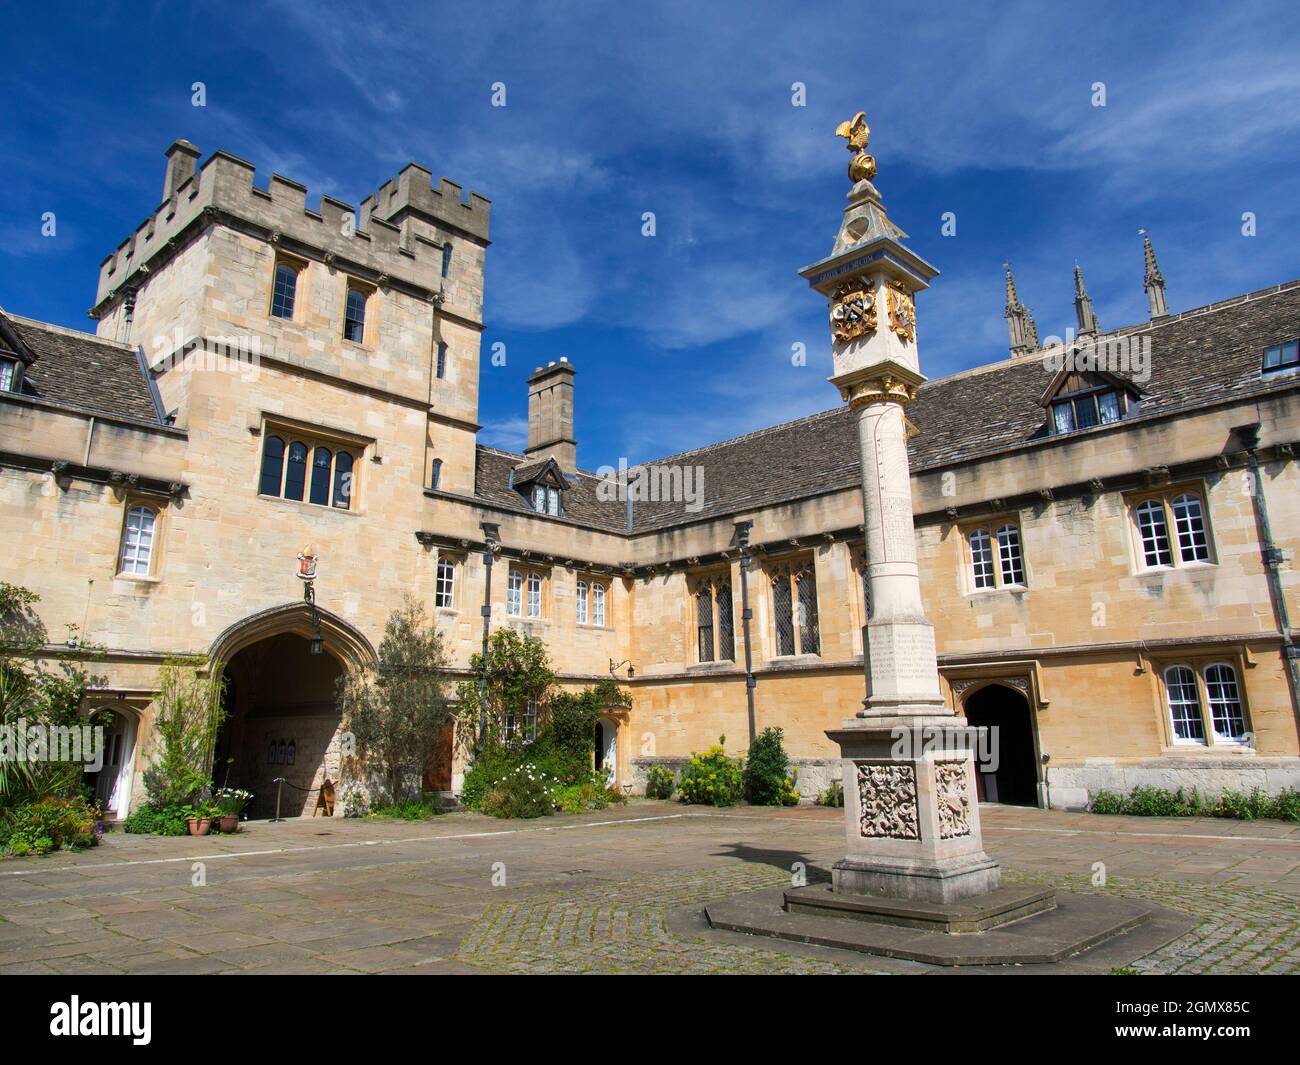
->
[209,604,374,818]
[963,682,1040,807]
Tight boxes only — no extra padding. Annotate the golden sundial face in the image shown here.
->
[887,281,916,343]
[830,282,877,344]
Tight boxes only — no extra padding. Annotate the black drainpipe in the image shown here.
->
[1234,423,1300,731]
[735,520,757,745]
[477,521,500,752]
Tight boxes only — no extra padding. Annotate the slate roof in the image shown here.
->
[474,279,1300,533]
[473,448,629,533]
[1,312,162,425]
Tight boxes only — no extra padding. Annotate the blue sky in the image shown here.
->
[3,1,1298,468]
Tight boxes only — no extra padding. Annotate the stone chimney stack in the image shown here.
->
[1142,233,1169,319]
[1003,265,1039,358]
[525,358,577,470]
[1073,263,1099,338]
[162,139,202,202]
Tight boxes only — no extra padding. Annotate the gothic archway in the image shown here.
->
[963,683,1039,807]
[208,604,374,818]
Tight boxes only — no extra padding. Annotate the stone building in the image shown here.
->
[2,140,1297,817]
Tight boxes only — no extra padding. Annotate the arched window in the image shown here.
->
[120,506,156,576]
[284,442,308,501]
[591,582,605,627]
[332,451,353,509]
[259,435,285,497]
[996,524,1025,585]
[1163,665,1204,743]
[1204,663,1246,742]
[969,529,994,589]
[309,446,332,506]
[271,262,298,319]
[430,458,443,490]
[1135,499,1172,567]
[1171,494,1210,563]
[507,569,523,616]
[576,579,588,624]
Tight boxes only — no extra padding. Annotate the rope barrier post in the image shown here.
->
[270,776,285,822]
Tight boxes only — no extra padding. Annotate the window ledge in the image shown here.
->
[257,493,362,517]
[966,586,1028,599]
[687,661,741,674]
[114,573,160,585]
[1137,561,1217,576]
[1161,743,1255,756]
[767,654,822,667]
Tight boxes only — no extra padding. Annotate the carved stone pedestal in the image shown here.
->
[828,723,1001,903]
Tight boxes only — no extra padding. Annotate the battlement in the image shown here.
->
[93,141,490,312]
[362,163,492,244]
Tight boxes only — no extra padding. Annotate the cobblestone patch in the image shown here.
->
[456,864,890,974]
[1004,868,1300,974]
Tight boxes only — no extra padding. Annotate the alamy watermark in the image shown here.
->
[150,328,261,382]
[595,458,705,513]
[1041,327,1150,384]
[890,725,1000,772]
[0,718,104,772]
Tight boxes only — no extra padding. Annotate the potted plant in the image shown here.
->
[214,787,252,832]
[182,802,218,836]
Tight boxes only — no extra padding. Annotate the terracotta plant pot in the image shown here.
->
[187,818,211,836]
[219,814,238,833]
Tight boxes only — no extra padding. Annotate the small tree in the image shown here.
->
[338,598,454,803]
[142,658,226,808]
[455,629,554,754]
[0,583,105,808]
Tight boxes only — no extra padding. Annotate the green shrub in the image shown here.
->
[1090,784,1300,822]
[1274,788,1300,822]
[645,765,676,800]
[678,737,744,807]
[121,803,189,836]
[460,747,515,810]
[744,727,800,806]
[2,796,98,855]
[367,793,443,821]
[552,773,628,813]
[1088,789,1127,815]
[816,781,844,807]
[480,764,556,819]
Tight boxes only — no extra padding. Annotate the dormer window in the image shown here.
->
[513,457,566,517]
[0,356,17,392]
[1051,386,1126,433]
[531,485,560,516]
[1041,368,1141,436]
[1262,340,1299,374]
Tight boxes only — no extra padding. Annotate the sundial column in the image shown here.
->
[800,125,1002,903]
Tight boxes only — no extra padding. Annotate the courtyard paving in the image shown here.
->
[1,802,1298,975]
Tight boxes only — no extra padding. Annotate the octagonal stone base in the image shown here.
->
[832,851,1002,904]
